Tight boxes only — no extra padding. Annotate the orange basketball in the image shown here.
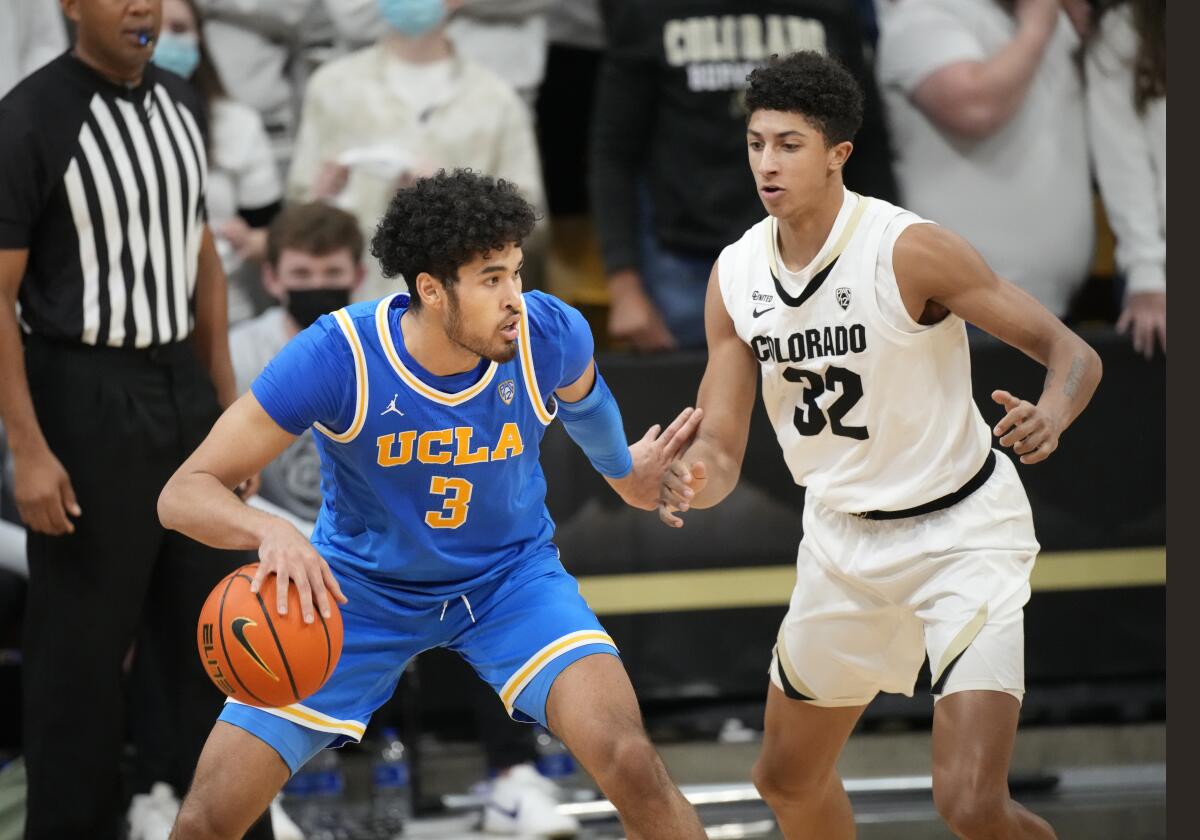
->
[197,563,343,708]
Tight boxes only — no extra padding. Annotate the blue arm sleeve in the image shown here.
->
[557,369,633,479]
[250,314,356,435]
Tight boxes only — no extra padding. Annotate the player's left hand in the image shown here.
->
[609,407,704,510]
[992,390,1060,464]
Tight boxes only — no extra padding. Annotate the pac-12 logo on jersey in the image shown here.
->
[497,379,516,405]
[836,287,852,310]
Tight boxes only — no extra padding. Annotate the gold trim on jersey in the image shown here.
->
[499,630,617,717]
[517,297,557,426]
[767,192,872,280]
[224,697,367,741]
[375,294,498,406]
[774,627,820,701]
[313,308,369,443]
[931,603,990,689]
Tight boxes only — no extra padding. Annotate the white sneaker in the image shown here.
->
[127,782,179,840]
[270,795,305,840]
[481,764,580,838]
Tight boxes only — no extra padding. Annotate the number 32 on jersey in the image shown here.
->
[785,365,869,440]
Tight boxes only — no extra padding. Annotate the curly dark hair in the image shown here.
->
[371,169,537,307]
[744,51,864,146]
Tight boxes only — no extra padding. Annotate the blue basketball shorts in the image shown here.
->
[218,546,619,773]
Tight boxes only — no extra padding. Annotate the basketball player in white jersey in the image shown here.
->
[657,52,1102,839]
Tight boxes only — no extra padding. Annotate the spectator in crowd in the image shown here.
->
[323,0,556,104]
[589,0,897,352]
[288,0,546,302]
[197,0,324,135]
[0,0,67,99]
[156,0,285,325]
[229,201,580,837]
[0,0,269,835]
[876,0,1094,318]
[1085,0,1165,358]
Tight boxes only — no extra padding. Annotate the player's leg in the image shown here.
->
[752,684,865,839]
[752,517,926,840]
[171,722,291,839]
[914,450,1050,838]
[545,652,706,839]
[453,549,704,839]
[931,690,1054,839]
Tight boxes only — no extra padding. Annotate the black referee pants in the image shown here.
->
[21,337,271,840]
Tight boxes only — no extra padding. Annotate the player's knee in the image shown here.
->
[172,795,240,840]
[932,777,1009,837]
[595,730,665,792]
[751,753,833,806]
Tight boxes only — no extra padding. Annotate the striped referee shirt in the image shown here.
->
[0,52,208,348]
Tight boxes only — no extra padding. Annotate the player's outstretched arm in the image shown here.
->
[658,262,758,527]
[556,359,703,511]
[158,392,347,622]
[893,223,1103,465]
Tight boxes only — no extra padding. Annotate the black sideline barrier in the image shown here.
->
[418,327,1164,730]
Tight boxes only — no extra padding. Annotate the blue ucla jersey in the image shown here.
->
[251,290,594,595]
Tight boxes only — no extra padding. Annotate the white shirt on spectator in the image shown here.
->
[207,97,283,322]
[877,0,1094,316]
[1086,4,1165,297]
[287,43,545,301]
[0,0,67,100]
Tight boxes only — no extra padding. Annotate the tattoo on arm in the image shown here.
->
[1063,356,1085,398]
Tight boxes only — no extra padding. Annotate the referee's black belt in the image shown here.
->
[852,450,997,521]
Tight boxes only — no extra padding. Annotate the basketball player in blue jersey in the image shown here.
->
[158,170,709,840]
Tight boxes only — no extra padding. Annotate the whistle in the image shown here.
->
[138,32,152,46]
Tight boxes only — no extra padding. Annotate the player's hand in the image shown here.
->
[657,460,708,528]
[608,406,703,510]
[253,518,347,624]
[1117,291,1165,360]
[12,443,81,535]
[991,390,1061,465]
[607,270,679,353]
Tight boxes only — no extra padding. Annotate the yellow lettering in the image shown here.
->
[418,429,453,464]
[491,422,525,461]
[453,427,490,466]
[376,431,416,467]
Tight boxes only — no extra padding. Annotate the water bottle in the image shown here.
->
[533,726,576,783]
[369,727,412,837]
[298,750,351,840]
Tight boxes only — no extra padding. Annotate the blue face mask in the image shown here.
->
[377,0,447,37]
[151,32,201,79]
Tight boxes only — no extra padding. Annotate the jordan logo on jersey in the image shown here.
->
[836,288,852,310]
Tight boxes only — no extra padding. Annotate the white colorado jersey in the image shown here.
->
[718,190,992,513]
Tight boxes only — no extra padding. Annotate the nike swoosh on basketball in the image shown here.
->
[753,306,775,318]
[231,617,280,681]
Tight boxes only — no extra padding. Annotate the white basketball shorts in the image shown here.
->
[769,450,1039,707]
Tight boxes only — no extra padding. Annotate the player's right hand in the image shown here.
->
[253,519,348,624]
[657,460,708,528]
[12,444,81,535]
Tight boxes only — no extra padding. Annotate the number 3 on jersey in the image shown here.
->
[784,365,869,440]
[426,476,473,529]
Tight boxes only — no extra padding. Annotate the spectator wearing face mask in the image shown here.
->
[154,0,284,325]
[228,203,364,527]
[288,0,546,301]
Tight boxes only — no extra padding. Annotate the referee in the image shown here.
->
[0,2,270,838]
